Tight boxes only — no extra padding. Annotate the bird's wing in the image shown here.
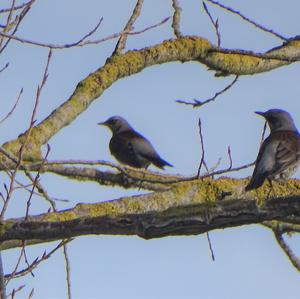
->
[252,136,278,177]
[125,131,172,168]
[246,131,300,191]
[128,132,159,159]
[272,131,300,176]
[111,130,172,169]
[110,131,143,167]
[254,131,300,177]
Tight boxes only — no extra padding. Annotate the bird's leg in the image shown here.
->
[138,166,148,190]
[266,178,276,199]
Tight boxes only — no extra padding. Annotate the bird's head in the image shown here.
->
[255,109,298,132]
[98,116,132,134]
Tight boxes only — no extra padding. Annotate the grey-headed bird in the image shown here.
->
[98,116,172,169]
[245,109,300,191]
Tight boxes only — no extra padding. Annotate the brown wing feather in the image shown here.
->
[246,131,300,191]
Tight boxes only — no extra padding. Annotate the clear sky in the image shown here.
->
[1,1,300,298]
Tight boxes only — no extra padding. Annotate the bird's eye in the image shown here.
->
[268,116,276,122]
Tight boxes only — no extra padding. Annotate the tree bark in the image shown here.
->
[1,178,300,250]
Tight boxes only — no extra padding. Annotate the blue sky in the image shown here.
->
[1,1,300,298]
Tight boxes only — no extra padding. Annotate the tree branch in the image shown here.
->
[273,230,300,272]
[2,35,300,160]
[113,0,144,55]
[1,178,300,247]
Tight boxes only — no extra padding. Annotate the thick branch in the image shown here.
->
[2,36,300,159]
[274,230,300,271]
[1,178,300,249]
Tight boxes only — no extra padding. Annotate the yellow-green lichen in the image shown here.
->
[41,210,78,222]
[0,220,15,236]
[245,178,300,200]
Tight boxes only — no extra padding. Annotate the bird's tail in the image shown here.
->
[245,175,265,191]
[148,156,173,169]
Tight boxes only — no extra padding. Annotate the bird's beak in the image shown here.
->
[98,121,107,126]
[255,111,265,117]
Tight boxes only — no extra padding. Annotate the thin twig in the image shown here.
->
[203,1,220,47]
[0,0,34,55]
[0,146,60,207]
[23,247,34,277]
[4,240,71,280]
[63,243,72,299]
[113,0,144,55]
[260,121,267,146]
[227,146,232,170]
[0,1,34,14]
[0,252,6,299]
[1,0,16,35]
[71,18,103,46]
[7,285,25,298]
[0,63,9,74]
[25,145,51,220]
[0,50,53,218]
[206,232,215,261]
[5,243,26,285]
[171,0,182,38]
[197,118,206,177]
[177,75,239,108]
[263,222,300,234]
[0,0,17,50]
[27,288,34,299]
[0,88,23,124]
[205,0,287,41]
[24,157,254,186]
[273,229,300,272]
[0,16,170,50]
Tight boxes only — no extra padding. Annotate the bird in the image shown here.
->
[245,108,300,191]
[98,116,173,169]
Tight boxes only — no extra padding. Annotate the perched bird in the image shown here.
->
[245,109,300,191]
[98,116,172,169]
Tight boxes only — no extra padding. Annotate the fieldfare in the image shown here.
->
[98,116,173,169]
[245,109,300,191]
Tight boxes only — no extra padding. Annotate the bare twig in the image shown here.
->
[203,1,220,47]
[32,50,52,122]
[5,240,70,280]
[5,242,26,285]
[0,63,9,74]
[25,145,51,220]
[260,121,267,146]
[0,16,170,50]
[0,252,6,299]
[0,1,34,14]
[1,0,16,37]
[227,146,232,170]
[204,0,287,41]
[71,18,103,46]
[177,75,239,107]
[273,229,300,272]
[113,0,144,55]
[197,118,206,177]
[7,285,25,298]
[0,88,23,125]
[63,243,72,299]
[263,222,300,234]
[206,232,215,261]
[0,50,53,218]
[0,0,34,55]
[171,0,182,38]
[0,146,59,206]
[24,158,254,187]
[23,248,34,277]
[27,288,34,299]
